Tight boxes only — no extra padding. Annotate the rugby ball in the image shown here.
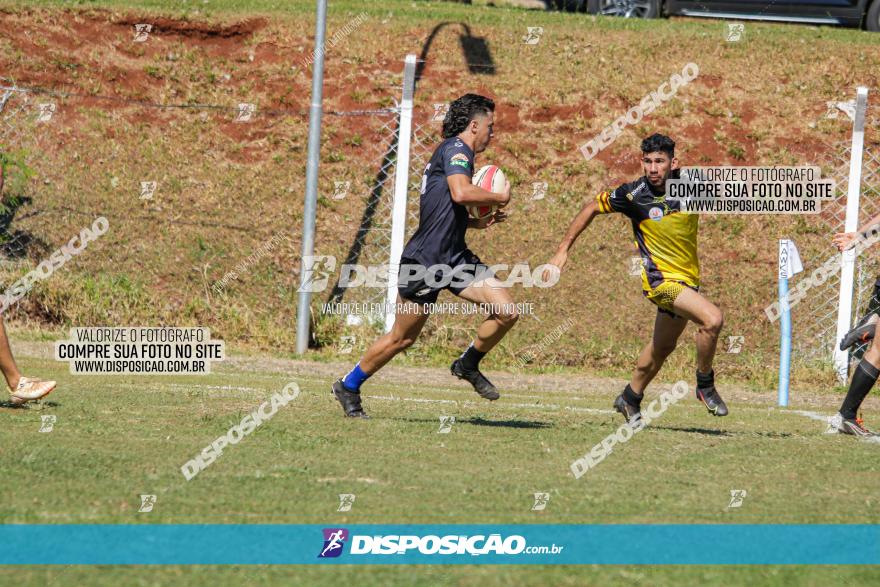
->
[469,165,505,220]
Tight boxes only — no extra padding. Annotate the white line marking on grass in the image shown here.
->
[791,410,830,423]
[789,409,880,444]
[166,383,262,393]
[364,394,615,415]
[366,395,456,404]
[564,406,617,415]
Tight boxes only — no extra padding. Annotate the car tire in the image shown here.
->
[587,0,661,18]
[867,0,880,31]
[555,0,588,12]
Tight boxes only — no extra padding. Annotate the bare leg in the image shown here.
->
[455,276,519,353]
[358,296,431,374]
[630,311,688,394]
[0,319,22,390]
[668,288,724,374]
[863,328,880,367]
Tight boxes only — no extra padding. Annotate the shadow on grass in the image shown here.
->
[652,425,794,438]
[0,399,61,409]
[394,416,552,429]
[651,425,732,436]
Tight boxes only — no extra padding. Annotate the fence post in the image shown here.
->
[295,0,329,355]
[384,54,417,333]
[833,87,869,383]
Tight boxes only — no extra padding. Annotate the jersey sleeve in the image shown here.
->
[595,184,633,215]
[442,141,474,177]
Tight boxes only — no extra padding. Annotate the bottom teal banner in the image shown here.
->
[0,524,876,565]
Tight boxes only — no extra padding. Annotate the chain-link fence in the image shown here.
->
[0,63,429,351]
[791,101,880,369]
[321,113,436,318]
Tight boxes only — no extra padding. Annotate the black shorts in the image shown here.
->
[397,251,493,304]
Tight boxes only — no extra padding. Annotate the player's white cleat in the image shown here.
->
[9,377,56,406]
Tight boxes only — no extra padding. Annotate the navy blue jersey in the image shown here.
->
[401,137,474,266]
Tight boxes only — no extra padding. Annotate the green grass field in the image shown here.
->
[2,0,880,583]
[0,337,878,583]
[0,0,878,391]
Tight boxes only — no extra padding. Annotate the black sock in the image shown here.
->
[623,384,643,406]
[840,359,879,419]
[696,369,715,390]
[459,343,486,371]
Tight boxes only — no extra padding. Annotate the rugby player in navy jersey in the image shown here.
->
[332,94,517,418]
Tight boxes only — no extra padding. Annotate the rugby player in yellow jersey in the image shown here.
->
[546,134,728,424]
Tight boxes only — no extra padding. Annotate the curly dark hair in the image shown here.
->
[641,133,675,157]
[441,94,495,139]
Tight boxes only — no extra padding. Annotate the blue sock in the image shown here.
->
[342,363,370,392]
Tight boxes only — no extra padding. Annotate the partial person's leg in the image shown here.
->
[614,310,687,423]
[630,310,688,394]
[455,276,519,355]
[357,297,431,375]
[451,276,519,400]
[0,318,56,405]
[833,323,880,436]
[332,296,430,418]
[670,287,724,375]
[669,287,728,416]
[0,319,23,390]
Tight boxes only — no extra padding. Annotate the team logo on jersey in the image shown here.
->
[625,192,634,201]
[450,153,470,168]
[649,206,664,221]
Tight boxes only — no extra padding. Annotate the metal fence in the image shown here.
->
[791,97,880,370]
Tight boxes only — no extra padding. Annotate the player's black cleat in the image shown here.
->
[827,413,879,437]
[839,313,878,351]
[613,392,642,426]
[450,359,499,400]
[332,379,369,418]
[696,386,729,417]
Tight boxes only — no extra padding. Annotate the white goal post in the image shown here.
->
[833,86,869,383]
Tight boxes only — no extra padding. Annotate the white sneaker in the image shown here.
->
[826,413,844,434]
[9,377,56,406]
[827,412,878,437]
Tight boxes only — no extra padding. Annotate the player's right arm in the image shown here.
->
[546,199,600,274]
[546,187,627,276]
[448,174,510,207]
[440,139,509,207]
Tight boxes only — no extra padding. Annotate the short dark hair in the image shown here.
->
[641,133,675,158]
[441,94,495,138]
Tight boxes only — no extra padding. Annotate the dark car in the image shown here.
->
[554,0,880,31]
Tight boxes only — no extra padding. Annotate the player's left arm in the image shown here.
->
[467,209,508,229]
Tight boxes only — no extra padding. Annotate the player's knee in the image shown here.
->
[496,308,519,327]
[396,336,417,351]
[867,338,880,361]
[703,310,724,336]
[388,333,417,352]
[653,342,677,359]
